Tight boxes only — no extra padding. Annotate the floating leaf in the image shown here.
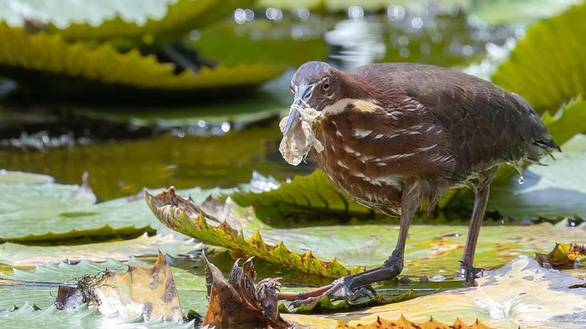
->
[232,170,376,226]
[0,170,53,185]
[492,2,586,112]
[204,257,289,329]
[542,98,586,146]
[285,257,586,328]
[0,24,284,94]
[190,20,329,67]
[469,0,580,25]
[0,0,252,45]
[0,234,201,266]
[148,187,586,279]
[0,258,206,313]
[55,253,182,321]
[536,243,586,269]
[489,135,586,219]
[335,316,489,329]
[146,188,363,278]
[0,170,214,243]
[0,304,192,329]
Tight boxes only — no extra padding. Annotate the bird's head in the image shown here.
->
[284,61,341,136]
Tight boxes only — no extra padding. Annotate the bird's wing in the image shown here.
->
[355,64,555,178]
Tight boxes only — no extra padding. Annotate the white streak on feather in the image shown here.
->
[322,98,382,116]
[352,129,372,138]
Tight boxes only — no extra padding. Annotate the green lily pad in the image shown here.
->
[469,0,580,25]
[0,0,252,46]
[492,2,586,112]
[0,234,201,266]
[0,258,206,314]
[232,170,376,226]
[0,24,284,94]
[0,305,193,329]
[190,19,329,67]
[0,170,53,185]
[148,187,586,279]
[0,171,215,243]
[490,135,586,219]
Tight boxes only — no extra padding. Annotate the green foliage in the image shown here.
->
[146,188,363,278]
[232,170,375,226]
[542,97,586,146]
[0,170,215,243]
[0,234,200,266]
[469,0,579,25]
[0,259,205,320]
[0,24,284,92]
[493,2,586,112]
[489,135,586,219]
[0,305,193,329]
[190,20,329,67]
[148,188,586,279]
[0,0,252,46]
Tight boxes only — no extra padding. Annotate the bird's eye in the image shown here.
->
[322,82,330,91]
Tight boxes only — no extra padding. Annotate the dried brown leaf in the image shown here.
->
[55,253,182,321]
[204,257,290,329]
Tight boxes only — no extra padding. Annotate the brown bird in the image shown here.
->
[280,61,559,304]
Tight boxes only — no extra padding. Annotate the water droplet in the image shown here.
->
[511,161,525,185]
[518,175,525,185]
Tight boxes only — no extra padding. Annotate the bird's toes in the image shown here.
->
[459,263,484,286]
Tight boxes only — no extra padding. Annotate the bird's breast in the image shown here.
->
[312,100,412,212]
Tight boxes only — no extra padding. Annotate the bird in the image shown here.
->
[279,61,560,304]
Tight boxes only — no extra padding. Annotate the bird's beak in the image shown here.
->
[284,84,313,136]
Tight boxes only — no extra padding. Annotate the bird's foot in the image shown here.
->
[459,261,484,286]
[287,275,376,308]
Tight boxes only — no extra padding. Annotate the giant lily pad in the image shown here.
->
[0,0,252,46]
[147,187,586,279]
[0,24,284,94]
[489,135,586,219]
[232,170,375,226]
[0,233,201,266]
[190,20,329,67]
[286,257,586,328]
[469,0,580,25]
[0,258,206,313]
[0,170,215,243]
[493,2,586,112]
[0,305,192,329]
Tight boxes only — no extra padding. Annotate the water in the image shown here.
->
[0,6,517,200]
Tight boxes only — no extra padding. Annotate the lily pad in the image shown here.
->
[469,0,580,25]
[286,256,586,329]
[489,135,586,219]
[492,2,586,112]
[0,0,252,46]
[0,170,53,185]
[0,258,206,313]
[0,24,284,94]
[0,170,215,243]
[0,305,193,329]
[190,19,329,67]
[0,234,201,266]
[232,170,376,226]
[148,187,586,279]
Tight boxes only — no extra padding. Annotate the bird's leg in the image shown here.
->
[280,183,419,306]
[460,168,496,285]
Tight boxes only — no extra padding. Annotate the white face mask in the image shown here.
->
[279,91,324,166]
